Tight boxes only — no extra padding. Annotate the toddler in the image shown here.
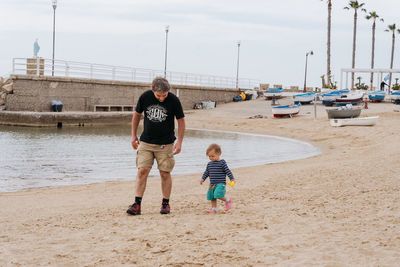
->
[200,143,235,213]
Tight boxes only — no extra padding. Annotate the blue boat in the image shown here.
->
[339,88,350,95]
[321,91,342,106]
[293,92,316,104]
[368,91,386,102]
[264,88,283,93]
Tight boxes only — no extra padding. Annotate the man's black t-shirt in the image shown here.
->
[136,90,184,145]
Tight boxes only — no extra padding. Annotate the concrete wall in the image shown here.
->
[6,75,239,112]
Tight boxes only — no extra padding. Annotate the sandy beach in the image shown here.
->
[1,97,399,266]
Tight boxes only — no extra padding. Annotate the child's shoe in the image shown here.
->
[207,208,217,213]
[225,198,232,211]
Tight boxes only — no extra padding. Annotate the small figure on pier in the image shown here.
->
[33,38,40,57]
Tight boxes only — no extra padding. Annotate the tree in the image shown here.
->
[366,11,384,90]
[385,24,397,89]
[344,1,366,90]
[321,0,332,87]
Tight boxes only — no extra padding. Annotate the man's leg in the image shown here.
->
[159,170,172,199]
[154,144,174,214]
[136,167,151,197]
[127,167,151,215]
[159,170,172,214]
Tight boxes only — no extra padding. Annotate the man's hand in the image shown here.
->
[131,136,139,150]
[173,142,182,155]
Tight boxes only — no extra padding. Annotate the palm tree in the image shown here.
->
[366,11,384,90]
[385,24,397,89]
[321,0,332,87]
[344,1,366,89]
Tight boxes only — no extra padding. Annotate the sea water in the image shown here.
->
[0,125,320,192]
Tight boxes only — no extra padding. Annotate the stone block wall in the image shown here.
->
[26,58,44,75]
[5,75,239,112]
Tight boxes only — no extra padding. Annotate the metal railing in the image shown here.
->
[12,58,261,89]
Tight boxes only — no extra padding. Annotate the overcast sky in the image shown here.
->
[1,0,400,88]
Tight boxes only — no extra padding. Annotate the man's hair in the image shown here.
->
[152,77,171,93]
[206,143,221,155]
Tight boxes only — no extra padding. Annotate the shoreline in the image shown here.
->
[0,127,320,193]
[1,98,399,266]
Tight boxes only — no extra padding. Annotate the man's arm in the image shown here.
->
[173,117,185,155]
[131,112,142,150]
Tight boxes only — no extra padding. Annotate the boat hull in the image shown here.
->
[368,91,386,102]
[272,104,300,118]
[390,92,400,100]
[293,93,315,104]
[273,111,299,118]
[263,88,284,100]
[334,93,364,106]
[335,97,363,103]
[321,92,342,105]
[326,108,362,119]
[330,116,379,127]
[264,93,283,100]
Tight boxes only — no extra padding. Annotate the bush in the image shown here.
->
[392,84,400,90]
[356,83,369,90]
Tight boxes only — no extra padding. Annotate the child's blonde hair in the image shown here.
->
[206,143,221,155]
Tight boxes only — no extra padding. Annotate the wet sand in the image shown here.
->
[1,97,399,266]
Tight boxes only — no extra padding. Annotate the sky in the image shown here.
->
[1,0,400,89]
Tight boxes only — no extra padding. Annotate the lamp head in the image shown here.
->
[52,0,57,9]
[165,25,169,33]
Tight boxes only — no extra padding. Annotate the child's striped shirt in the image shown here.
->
[202,159,234,184]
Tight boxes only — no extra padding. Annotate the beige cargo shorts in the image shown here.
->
[136,141,175,172]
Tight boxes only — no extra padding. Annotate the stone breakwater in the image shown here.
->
[0,77,13,110]
[0,111,133,127]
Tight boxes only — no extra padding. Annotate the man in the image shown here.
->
[127,77,185,215]
[380,81,387,91]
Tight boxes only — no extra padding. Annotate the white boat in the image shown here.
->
[390,91,400,100]
[321,91,342,105]
[335,92,365,103]
[293,92,315,104]
[272,103,301,118]
[330,116,379,127]
[263,88,283,99]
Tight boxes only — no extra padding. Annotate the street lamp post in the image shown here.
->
[303,50,313,92]
[164,25,169,78]
[51,0,57,76]
[235,41,241,90]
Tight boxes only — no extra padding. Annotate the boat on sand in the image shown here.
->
[272,104,301,118]
[330,116,379,127]
[326,106,362,119]
[368,91,386,102]
[263,88,283,99]
[293,92,316,104]
[335,92,364,104]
